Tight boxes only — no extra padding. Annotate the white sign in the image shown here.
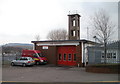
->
[42,46,48,49]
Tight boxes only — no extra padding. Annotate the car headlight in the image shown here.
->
[40,60,43,62]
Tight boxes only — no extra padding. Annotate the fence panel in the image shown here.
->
[2,54,21,65]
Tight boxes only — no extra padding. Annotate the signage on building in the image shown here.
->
[42,46,48,49]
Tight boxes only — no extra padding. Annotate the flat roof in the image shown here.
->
[31,39,95,44]
[68,14,81,17]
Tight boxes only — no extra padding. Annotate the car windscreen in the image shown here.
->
[20,58,28,60]
[38,53,45,57]
[28,57,33,60]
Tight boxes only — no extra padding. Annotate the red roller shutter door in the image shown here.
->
[57,46,77,66]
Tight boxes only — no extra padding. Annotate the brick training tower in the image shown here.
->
[68,14,81,40]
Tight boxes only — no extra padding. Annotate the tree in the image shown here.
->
[91,9,115,64]
[35,35,40,41]
[47,28,68,40]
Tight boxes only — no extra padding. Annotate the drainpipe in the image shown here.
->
[76,44,80,67]
[84,44,86,67]
[81,42,84,67]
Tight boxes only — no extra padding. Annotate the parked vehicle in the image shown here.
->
[11,57,35,67]
[22,50,48,65]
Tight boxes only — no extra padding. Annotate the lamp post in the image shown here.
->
[93,36,97,44]
[93,36,97,64]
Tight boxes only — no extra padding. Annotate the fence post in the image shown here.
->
[2,46,4,65]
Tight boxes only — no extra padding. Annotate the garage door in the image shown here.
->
[57,46,77,66]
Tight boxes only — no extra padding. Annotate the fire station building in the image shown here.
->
[32,14,95,67]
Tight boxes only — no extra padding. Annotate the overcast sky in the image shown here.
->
[0,0,119,45]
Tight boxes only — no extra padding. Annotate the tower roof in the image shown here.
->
[68,14,81,17]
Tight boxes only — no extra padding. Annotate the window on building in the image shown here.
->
[73,54,76,61]
[77,30,79,37]
[71,30,75,37]
[113,53,116,58]
[107,53,111,58]
[72,20,75,26]
[107,53,113,58]
[68,54,72,61]
[78,19,79,27]
[102,52,116,59]
[58,54,62,60]
[63,54,66,61]
[101,53,104,58]
[110,53,112,58]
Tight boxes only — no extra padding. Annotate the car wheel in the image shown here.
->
[36,62,40,65]
[11,62,15,66]
[22,63,26,67]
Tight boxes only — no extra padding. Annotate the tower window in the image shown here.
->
[78,19,79,27]
[72,20,75,26]
[71,30,75,37]
[77,30,79,37]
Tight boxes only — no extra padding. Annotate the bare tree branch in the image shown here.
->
[91,9,116,64]
[92,9,115,43]
[47,28,68,40]
[35,35,40,41]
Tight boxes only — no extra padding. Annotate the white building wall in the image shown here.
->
[83,43,94,66]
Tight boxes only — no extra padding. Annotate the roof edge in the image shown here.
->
[31,39,95,44]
